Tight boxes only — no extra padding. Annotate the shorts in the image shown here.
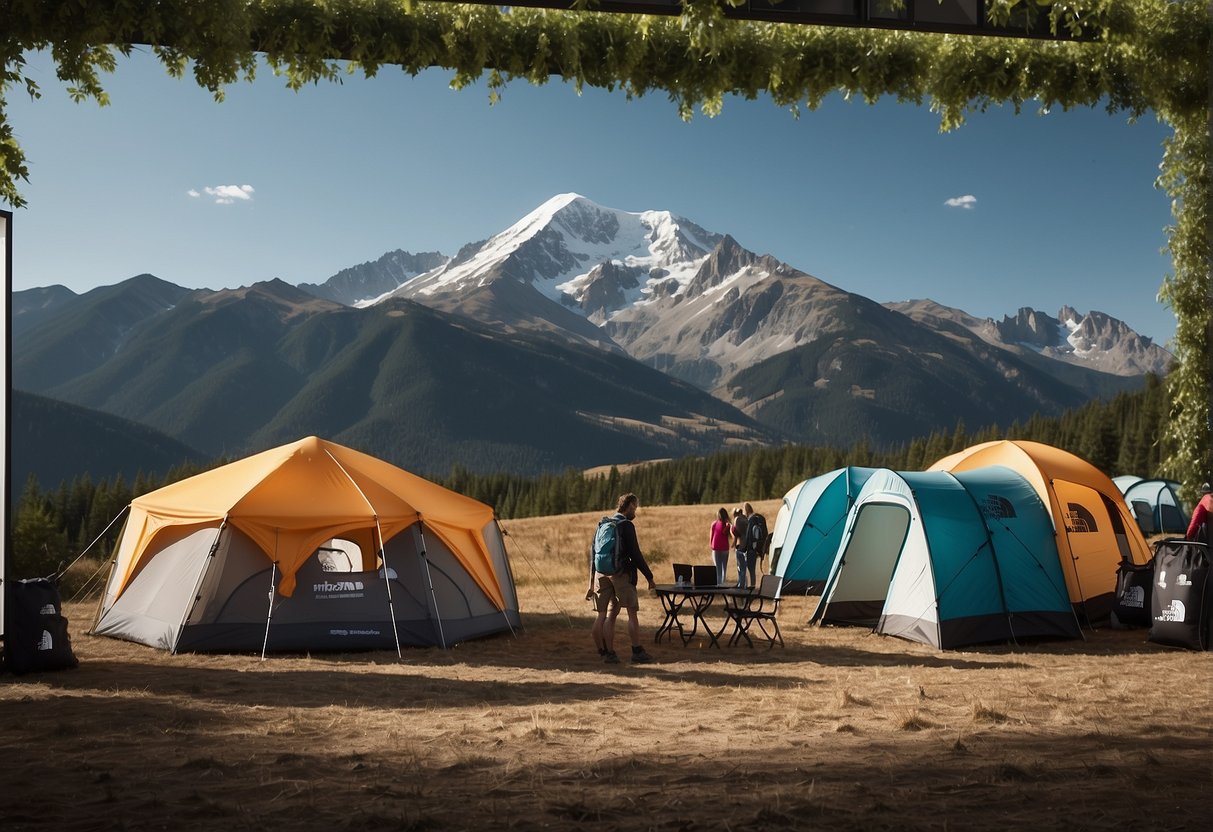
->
[594,573,639,612]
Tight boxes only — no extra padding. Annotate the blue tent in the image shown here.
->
[772,467,876,591]
[811,466,1081,649]
[1121,479,1189,535]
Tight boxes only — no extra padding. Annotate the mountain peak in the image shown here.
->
[199,279,343,319]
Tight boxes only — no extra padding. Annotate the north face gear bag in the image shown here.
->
[1112,559,1155,628]
[3,577,79,675]
[1148,539,1211,651]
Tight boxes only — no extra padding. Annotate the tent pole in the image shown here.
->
[493,518,518,638]
[261,524,279,661]
[415,521,448,649]
[90,510,131,635]
[376,518,403,659]
[260,560,277,664]
[1053,480,1093,629]
[322,447,403,656]
[172,520,228,654]
[954,477,1019,646]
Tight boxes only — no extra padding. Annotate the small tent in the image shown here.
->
[771,467,876,592]
[1120,479,1189,535]
[928,440,1150,622]
[1112,475,1144,493]
[93,437,521,653]
[811,467,1080,649]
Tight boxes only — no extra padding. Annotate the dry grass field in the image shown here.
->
[2,500,1211,831]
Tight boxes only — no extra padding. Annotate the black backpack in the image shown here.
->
[746,513,769,556]
[3,578,79,675]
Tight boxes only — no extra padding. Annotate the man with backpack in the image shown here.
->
[742,502,770,589]
[585,493,655,664]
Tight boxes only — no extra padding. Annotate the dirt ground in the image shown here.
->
[2,502,1211,831]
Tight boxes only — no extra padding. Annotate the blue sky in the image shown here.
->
[5,47,1177,344]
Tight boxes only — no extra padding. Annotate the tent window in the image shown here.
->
[316,539,362,573]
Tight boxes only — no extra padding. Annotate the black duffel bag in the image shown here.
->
[1112,558,1154,628]
[1148,539,1211,651]
[2,577,79,675]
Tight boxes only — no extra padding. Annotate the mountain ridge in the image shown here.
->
[9,194,1171,479]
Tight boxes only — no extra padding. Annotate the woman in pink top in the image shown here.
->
[710,507,731,585]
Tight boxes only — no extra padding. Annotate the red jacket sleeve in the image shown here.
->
[1187,495,1212,541]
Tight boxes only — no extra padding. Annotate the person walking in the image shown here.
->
[587,493,656,664]
[732,507,750,589]
[742,502,768,588]
[710,507,731,585]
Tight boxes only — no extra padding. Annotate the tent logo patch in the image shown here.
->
[1155,599,1187,623]
[314,580,365,599]
[1063,503,1098,533]
[981,495,1017,519]
[38,630,54,651]
[1122,586,1146,609]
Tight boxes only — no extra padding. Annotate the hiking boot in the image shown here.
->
[603,651,620,664]
[630,649,653,664]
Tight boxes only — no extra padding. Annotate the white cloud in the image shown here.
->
[944,194,977,210]
[193,184,255,205]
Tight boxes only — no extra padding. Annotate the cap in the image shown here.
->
[1201,482,1211,494]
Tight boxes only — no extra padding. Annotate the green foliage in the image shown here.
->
[11,476,71,579]
[1,0,1207,493]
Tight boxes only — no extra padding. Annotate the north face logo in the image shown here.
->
[982,495,1017,520]
[1064,503,1098,533]
[1122,585,1146,609]
[314,580,364,593]
[1155,599,1186,623]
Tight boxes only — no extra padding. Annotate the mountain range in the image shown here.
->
[10,194,1172,485]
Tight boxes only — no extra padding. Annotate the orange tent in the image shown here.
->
[929,440,1150,620]
[96,437,519,653]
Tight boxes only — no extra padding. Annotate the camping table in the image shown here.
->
[654,585,756,648]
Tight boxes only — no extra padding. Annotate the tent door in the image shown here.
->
[818,503,912,627]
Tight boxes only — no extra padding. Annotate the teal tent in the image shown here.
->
[811,466,1081,649]
[771,467,876,592]
[1120,479,1188,535]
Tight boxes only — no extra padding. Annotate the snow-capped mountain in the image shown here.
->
[303,193,1169,398]
[380,193,721,314]
[298,249,449,306]
[887,300,1172,377]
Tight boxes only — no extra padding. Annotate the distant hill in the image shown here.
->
[717,297,1096,445]
[13,274,197,388]
[10,390,205,493]
[14,281,778,476]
